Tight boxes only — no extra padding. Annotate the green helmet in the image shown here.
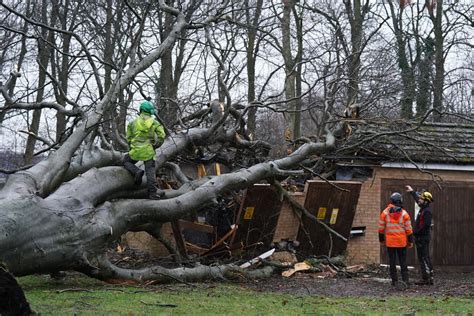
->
[139,101,155,115]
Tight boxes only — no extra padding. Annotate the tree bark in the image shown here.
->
[281,0,299,141]
[416,52,433,117]
[55,0,75,143]
[344,0,364,106]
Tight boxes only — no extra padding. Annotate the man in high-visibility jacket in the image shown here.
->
[379,192,414,286]
[123,101,166,199]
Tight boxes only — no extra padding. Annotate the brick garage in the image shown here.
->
[342,122,474,271]
[347,166,474,268]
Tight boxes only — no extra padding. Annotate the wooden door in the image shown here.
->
[431,182,474,270]
[380,178,474,271]
[297,181,362,257]
[233,184,283,256]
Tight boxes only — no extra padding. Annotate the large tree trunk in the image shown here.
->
[416,53,433,117]
[344,0,364,107]
[0,0,190,280]
[55,0,74,143]
[281,0,300,141]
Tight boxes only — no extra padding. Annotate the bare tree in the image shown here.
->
[0,1,32,126]
[244,0,263,137]
[23,0,59,164]
[385,0,417,119]
[383,0,472,120]
[280,0,300,141]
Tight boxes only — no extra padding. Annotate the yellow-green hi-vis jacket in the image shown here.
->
[126,113,166,161]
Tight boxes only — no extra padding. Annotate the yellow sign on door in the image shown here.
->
[330,208,339,224]
[244,207,255,220]
[317,207,327,220]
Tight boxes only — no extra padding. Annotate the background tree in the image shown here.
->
[23,0,59,164]
[244,0,263,138]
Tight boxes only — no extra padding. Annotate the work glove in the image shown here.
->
[378,233,385,244]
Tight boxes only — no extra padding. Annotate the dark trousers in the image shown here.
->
[123,154,157,195]
[387,247,409,283]
[415,238,433,281]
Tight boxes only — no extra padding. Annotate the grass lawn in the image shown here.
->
[19,274,474,315]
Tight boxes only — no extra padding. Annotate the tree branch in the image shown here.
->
[89,254,274,283]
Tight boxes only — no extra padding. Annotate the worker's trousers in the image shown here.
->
[123,154,157,195]
[415,238,433,281]
[387,247,409,283]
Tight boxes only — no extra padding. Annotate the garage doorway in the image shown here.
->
[380,179,474,272]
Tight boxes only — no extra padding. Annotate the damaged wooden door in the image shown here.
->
[233,184,283,255]
[297,181,362,257]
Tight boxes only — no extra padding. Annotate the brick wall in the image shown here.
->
[346,174,381,264]
[346,167,474,264]
[272,192,304,242]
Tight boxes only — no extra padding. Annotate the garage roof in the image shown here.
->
[334,121,474,164]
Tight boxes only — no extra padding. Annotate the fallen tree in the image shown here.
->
[0,110,340,280]
[0,110,337,281]
[0,0,345,283]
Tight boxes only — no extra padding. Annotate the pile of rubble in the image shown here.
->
[239,242,375,279]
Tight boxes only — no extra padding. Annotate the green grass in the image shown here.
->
[19,275,474,315]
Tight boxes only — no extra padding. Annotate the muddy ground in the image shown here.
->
[241,271,474,298]
[109,247,473,298]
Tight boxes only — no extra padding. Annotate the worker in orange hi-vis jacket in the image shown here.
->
[379,192,414,287]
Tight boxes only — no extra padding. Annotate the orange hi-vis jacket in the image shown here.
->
[378,204,413,248]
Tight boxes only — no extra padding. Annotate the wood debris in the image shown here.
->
[282,262,312,277]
